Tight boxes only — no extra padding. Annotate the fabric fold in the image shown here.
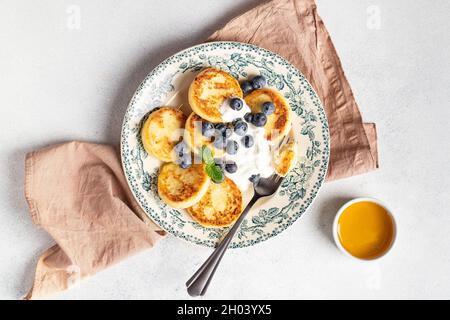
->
[24,142,165,300]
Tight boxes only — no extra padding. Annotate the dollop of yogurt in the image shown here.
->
[219,98,251,123]
[219,98,274,191]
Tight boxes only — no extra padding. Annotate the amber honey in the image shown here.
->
[337,201,395,260]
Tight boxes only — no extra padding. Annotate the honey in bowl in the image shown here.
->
[336,200,395,260]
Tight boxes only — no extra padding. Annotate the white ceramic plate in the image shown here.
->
[121,41,330,248]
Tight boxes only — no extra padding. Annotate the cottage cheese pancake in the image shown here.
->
[188,67,243,123]
[158,163,210,209]
[187,177,242,227]
[244,88,292,142]
[274,132,297,177]
[141,107,186,162]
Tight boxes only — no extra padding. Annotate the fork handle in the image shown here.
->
[186,195,259,297]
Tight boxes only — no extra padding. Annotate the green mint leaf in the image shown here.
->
[201,145,214,165]
[205,164,224,184]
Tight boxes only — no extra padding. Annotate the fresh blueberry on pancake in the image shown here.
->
[232,117,243,126]
[223,127,233,138]
[201,122,215,137]
[244,112,253,123]
[215,123,227,133]
[242,135,254,148]
[226,140,239,155]
[176,153,192,169]
[213,135,226,149]
[261,101,275,115]
[229,97,243,111]
[225,161,238,174]
[240,81,253,94]
[174,141,188,154]
[233,121,248,136]
[252,112,267,127]
[251,75,267,90]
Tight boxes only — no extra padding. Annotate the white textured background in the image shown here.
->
[0,0,449,299]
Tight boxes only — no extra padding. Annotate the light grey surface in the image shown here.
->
[0,0,449,300]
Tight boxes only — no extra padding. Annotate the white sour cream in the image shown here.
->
[219,98,274,191]
[219,98,251,123]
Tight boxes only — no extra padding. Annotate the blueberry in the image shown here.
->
[251,75,267,90]
[215,123,227,133]
[214,158,225,171]
[177,153,192,169]
[229,98,243,111]
[201,122,215,137]
[242,135,254,148]
[180,160,191,169]
[234,121,248,136]
[226,140,239,155]
[232,118,243,126]
[251,113,267,127]
[213,135,226,149]
[225,161,238,174]
[249,174,261,184]
[241,81,253,94]
[223,127,233,138]
[174,141,187,154]
[261,101,275,115]
[244,113,254,123]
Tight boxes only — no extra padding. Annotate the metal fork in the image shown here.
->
[186,173,284,297]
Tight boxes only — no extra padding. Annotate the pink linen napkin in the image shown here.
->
[24,0,378,299]
[24,142,165,299]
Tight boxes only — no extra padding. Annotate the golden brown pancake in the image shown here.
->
[244,88,292,141]
[274,135,297,176]
[158,163,210,209]
[188,67,243,123]
[141,107,186,162]
[187,177,243,227]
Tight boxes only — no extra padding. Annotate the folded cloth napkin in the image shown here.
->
[24,0,378,299]
[24,142,165,299]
